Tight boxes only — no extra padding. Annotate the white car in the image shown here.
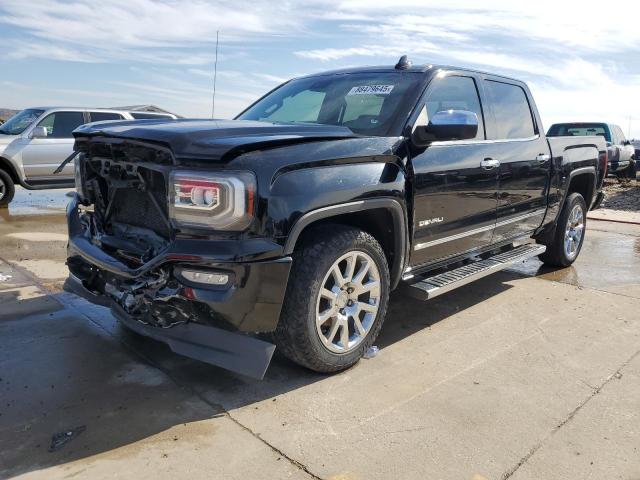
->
[0,107,177,206]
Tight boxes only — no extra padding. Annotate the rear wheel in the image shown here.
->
[274,225,390,373]
[539,192,586,267]
[0,169,15,207]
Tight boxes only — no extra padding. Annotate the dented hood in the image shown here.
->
[73,118,359,161]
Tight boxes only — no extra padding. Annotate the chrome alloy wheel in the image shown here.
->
[0,176,5,202]
[315,250,381,354]
[564,204,584,260]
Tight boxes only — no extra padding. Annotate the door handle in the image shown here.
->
[480,158,500,170]
[536,154,551,163]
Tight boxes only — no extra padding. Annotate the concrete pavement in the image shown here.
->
[1,187,639,479]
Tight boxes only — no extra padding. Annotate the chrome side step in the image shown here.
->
[404,244,546,301]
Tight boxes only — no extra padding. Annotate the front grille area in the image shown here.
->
[96,164,171,239]
[79,146,173,248]
[110,185,171,239]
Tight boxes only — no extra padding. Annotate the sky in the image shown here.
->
[1,0,639,137]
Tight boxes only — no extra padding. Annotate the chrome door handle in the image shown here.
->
[480,158,500,170]
[536,154,551,163]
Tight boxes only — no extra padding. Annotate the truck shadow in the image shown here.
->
[0,269,526,478]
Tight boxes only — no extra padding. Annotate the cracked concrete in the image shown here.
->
[1,187,639,479]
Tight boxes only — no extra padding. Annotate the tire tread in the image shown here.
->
[273,225,389,373]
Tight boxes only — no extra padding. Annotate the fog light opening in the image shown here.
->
[181,270,229,286]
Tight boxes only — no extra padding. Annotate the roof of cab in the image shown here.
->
[295,59,524,84]
[28,107,128,112]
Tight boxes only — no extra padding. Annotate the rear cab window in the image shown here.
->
[547,123,611,143]
[484,80,536,140]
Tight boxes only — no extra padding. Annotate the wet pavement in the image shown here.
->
[1,187,639,479]
[0,187,71,289]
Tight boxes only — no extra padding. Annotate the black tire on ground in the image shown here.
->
[539,192,587,267]
[0,169,15,207]
[628,160,637,181]
[617,161,635,182]
[273,225,390,373]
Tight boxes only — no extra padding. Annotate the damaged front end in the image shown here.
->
[65,138,291,379]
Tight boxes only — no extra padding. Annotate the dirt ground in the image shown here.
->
[601,176,640,211]
[1,187,639,480]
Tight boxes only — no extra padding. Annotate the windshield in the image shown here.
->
[0,109,45,135]
[547,123,611,142]
[237,72,423,136]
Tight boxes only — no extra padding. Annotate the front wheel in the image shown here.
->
[539,192,587,267]
[274,225,390,373]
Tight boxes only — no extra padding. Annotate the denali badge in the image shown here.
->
[418,217,444,227]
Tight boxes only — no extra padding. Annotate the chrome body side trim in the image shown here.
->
[414,208,546,251]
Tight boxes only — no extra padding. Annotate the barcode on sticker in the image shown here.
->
[347,85,395,96]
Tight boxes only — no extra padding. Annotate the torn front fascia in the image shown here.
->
[64,270,276,379]
[101,268,197,329]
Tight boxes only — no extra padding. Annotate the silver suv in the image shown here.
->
[0,107,177,206]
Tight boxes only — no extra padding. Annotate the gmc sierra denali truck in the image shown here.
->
[63,57,607,379]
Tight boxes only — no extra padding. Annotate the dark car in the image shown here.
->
[548,122,636,179]
[63,57,606,378]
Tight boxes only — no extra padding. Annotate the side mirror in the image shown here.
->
[412,109,478,147]
[30,126,48,139]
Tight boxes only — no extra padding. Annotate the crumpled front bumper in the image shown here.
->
[64,197,292,379]
[64,274,276,379]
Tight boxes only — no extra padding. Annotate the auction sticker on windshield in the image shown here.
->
[347,85,395,95]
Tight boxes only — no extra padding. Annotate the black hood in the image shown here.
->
[73,119,360,161]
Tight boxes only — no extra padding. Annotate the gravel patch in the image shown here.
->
[601,177,640,212]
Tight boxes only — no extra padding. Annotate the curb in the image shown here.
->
[588,216,640,226]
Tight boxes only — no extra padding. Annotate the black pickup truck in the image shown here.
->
[64,57,607,379]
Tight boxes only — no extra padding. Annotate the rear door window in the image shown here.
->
[89,112,124,122]
[484,80,535,140]
[37,111,85,138]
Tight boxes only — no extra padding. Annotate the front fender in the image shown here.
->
[268,161,406,237]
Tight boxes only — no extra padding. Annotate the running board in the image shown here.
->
[404,244,546,301]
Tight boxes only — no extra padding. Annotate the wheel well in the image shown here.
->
[294,208,403,287]
[567,173,594,205]
[0,157,19,183]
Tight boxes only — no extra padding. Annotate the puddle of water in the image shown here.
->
[0,186,73,220]
[509,230,640,293]
[0,187,71,271]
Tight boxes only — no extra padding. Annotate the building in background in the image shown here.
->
[112,105,181,117]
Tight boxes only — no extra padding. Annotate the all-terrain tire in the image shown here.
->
[273,225,390,373]
[0,169,15,207]
[539,192,587,267]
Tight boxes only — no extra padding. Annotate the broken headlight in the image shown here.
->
[168,170,256,230]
